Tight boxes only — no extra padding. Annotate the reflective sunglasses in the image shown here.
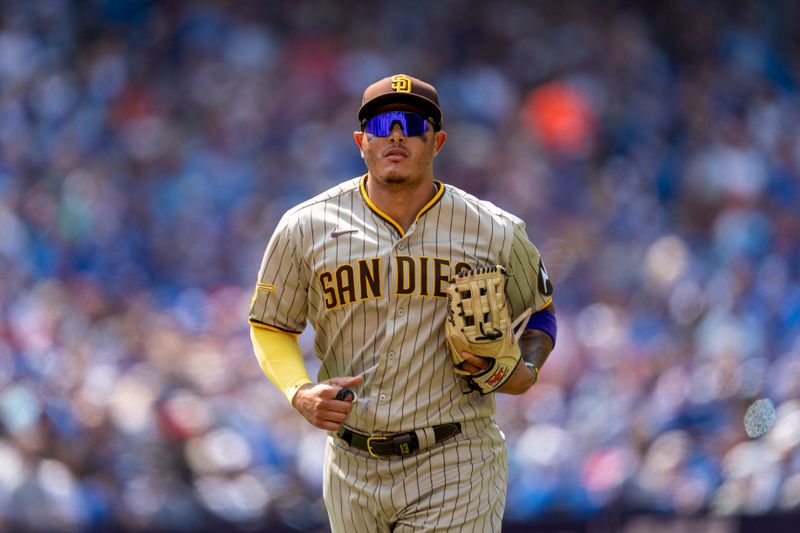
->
[362,111,431,137]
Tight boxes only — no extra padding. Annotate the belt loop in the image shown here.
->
[415,427,437,450]
[336,427,351,445]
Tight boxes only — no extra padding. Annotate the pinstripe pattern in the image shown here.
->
[324,419,506,532]
[249,174,550,530]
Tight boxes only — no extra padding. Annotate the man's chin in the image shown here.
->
[379,167,412,185]
[371,162,423,186]
[384,174,411,185]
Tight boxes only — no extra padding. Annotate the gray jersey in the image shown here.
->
[249,175,552,434]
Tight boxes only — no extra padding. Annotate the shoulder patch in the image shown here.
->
[538,259,553,296]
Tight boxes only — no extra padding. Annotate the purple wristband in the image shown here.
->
[526,306,557,346]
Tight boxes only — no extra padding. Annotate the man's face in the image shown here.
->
[354,106,445,187]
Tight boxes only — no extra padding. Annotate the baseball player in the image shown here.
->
[249,74,556,532]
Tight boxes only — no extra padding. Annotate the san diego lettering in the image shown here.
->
[318,256,471,310]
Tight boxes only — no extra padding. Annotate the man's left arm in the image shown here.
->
[455,221,557,394]
[457,305,556,394]
[496,306,556,394]
[496,221,556,394]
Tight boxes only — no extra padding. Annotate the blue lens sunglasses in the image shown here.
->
[362,111,433,137]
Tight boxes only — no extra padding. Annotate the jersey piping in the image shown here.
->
[359,174,446,237]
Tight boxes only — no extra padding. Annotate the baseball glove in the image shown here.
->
[445,266,532,394]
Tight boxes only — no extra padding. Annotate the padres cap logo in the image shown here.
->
[391,74,412,93]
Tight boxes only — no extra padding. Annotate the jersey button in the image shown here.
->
[397,242,406,250]
[379,394,387,402]
[387,351,395,359]
[396,308,405,316]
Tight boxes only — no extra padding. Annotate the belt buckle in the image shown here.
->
[366,436,389,458]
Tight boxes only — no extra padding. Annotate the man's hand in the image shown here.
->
[291,375,364,430]
[458,352,537,395]
[458,328,554,395]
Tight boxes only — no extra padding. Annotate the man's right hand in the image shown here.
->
[291,375,364,431]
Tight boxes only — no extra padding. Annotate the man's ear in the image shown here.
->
[433,130,447,156]
[353,131,365,151]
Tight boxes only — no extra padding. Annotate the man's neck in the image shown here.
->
[365,174,438,232]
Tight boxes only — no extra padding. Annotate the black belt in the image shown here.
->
[336,423,462,458]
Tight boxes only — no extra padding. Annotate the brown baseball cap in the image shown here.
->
[358,74,443,129]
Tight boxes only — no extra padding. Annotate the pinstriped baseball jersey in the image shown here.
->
[249,174,553,435]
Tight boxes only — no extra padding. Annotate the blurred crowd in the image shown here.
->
[1,0,800,530]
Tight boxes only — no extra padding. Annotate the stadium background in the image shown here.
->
[1,0,799,531]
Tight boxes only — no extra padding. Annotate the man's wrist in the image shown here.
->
[289,382,314,407]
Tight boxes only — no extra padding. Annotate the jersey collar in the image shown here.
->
[359,174,445,237]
